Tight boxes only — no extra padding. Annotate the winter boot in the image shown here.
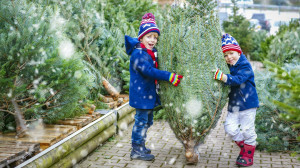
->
[236,144,255,167]
[235,141,245,161]
[142,142,151,154]
[130,143,155,161]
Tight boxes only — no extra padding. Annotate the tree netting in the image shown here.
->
[158,0,230,164]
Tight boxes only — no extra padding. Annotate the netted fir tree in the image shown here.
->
[158,0,229,164]
[0,1,91,136]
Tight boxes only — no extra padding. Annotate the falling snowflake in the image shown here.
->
[185,99,203,117]
[59,40,75,59]
[168,157,176,164]
[74,71,82,79]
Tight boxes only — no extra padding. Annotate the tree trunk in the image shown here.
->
[11,98,27,138]
[50,125,116,168]
[184,140,199,165]
[99,94,114,103]
[102,76,119,101]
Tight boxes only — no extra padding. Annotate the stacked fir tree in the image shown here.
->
[255,61,300,153]
[0,1,90,136]
[158,0,229,164]
[0,0,162,135]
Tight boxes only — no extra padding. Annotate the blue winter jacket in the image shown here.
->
[225,54,259,112]
[125,35,172,109]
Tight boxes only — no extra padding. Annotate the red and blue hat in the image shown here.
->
[221,33,242,54]
[138,13,160,41]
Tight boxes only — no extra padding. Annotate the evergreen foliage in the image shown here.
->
[222,0,253,56]
[98,0,160,93]
[265,61,300,142]
[53,0,106,99]
[100,0,158,25]
[158,0,229,161]
[0,1,90,131]
[258,20,300,65]
[267,22,300,65]
[255,63,300,153]
[0,0,164,131]
[28,0,160,94]
[249,30,268,61]
[260,34,275,61]
[255,105,299,152]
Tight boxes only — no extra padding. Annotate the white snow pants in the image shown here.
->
[224,108,257,146]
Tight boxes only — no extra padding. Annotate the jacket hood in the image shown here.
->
[125,35,139,55]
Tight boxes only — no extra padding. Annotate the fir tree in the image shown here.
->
[158,0,229,164]
[267,24,300,65]
[265,61,300,146]
[56,0,110,99]
[255,68,300,153]
[249,30,268,61]
[0,1,90,135]
[222,0,253,57]
[97,0,159,93]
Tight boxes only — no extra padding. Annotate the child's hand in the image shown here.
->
[212,69,227,82]
[169,73,183,86]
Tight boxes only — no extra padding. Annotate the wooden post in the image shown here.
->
[51,110,136,168]
[20,103,135,168]
[101,77,120,101]
[11,98,27,138]
[50,125,116,168]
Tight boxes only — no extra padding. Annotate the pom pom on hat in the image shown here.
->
[221,33,242,54]
[138,13,160,41]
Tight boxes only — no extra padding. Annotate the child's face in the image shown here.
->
[140,32,158,50]
[224,51,241,66]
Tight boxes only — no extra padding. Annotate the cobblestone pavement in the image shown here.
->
[76,107,300,168]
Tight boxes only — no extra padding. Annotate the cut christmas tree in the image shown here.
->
[0,1,90,136]
[158,0,229,164]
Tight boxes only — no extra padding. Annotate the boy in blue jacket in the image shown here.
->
[125,13,183,161]
[213,34,259,167]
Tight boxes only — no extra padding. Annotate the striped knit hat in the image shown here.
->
[221,33,242,54]
[138,13,160,41]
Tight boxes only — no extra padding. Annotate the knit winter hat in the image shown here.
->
[221,33,242,54]
[138,13,160,41]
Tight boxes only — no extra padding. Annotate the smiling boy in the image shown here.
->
[213,34,259,167]
[124,13,183,161]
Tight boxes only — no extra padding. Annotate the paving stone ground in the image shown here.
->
[76,107,300,168]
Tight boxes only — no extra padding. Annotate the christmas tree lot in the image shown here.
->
[0,0,299,166]
[0,0,158,136]
[158,0,229,164]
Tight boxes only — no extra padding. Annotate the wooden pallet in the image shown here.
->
[0,125,77,151]
[0,141,40,167]
[57,112,102,130]
[119,94,129,103]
